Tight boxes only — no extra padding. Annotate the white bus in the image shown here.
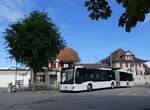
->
[59,66,133,91]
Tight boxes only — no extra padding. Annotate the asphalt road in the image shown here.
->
[0,86,150,110]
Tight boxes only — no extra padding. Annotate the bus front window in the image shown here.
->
[61,68,74,84]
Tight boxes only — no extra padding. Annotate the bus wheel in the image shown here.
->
[111,82,115,89]
[126,82,129,88]
[87,84,92,91]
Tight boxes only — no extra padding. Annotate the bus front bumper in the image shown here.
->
[59,84,85,92]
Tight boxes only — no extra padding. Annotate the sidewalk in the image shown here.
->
[0,87,60,96]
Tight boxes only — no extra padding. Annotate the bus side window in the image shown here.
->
[100,70,108,81]
[108,71,115,81]
[95,69,99,81]
[85,73,88,81]
[75,69,82,84]
[96,74,99,79]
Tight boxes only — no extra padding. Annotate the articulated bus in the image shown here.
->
[59,66,133,91]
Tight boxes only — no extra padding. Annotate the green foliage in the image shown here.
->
[85,0,112,20]
[4,11,66,72]
[85,0,150,32]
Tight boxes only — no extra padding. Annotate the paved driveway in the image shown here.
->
[0,86,150,110]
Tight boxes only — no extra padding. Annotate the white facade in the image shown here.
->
[0,68,62,89]
[48,70,61,89]
[134,75,150,85]
[0,68,31,87]
[145,61,150,68]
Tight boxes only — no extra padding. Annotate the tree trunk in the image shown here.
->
[31,69,36,91]
[29,70,33,89]
[46,70,50,90]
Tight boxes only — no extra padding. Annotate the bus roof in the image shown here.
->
[62,66,133,74]
[74,66,112,70]
[116,69,133,74]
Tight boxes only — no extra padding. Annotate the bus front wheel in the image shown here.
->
[126,82,129,88]
[111,82,115,89]
[87,84,92,91]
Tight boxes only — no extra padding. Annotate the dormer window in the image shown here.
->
[125,56,128,60]
[124,51,134,60]
[124,55,133,60]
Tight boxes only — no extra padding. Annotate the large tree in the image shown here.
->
[4,11,66,90]
[85,0,150,32]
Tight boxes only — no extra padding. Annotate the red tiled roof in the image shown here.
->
[58,47,80,63]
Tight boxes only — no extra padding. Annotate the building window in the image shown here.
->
[116,63,120,68]
[125,63,128,67]
[135,64,137,67]
[58,62,64,68]
[51,63,56,68]
[136,72,137,75]
[118,63,120,67]
[128,63,131,67]
[36,74,45,83]
[129,56,131,60]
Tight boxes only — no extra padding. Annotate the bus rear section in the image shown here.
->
[115,70,134,87]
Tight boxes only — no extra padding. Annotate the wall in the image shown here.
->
[0,70,30,88]
[0,69,60,89]
[134,75,150,85]
[49,70,61,89]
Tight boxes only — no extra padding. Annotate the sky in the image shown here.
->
[0,0,150,67]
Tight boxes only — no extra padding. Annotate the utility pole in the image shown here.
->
[15,62,17,85]
[110,54,112,68]
[95,56,98,68]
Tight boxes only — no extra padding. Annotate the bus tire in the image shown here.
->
[111,82,115,89]
[126,82,129,88]
[87,84,92,91]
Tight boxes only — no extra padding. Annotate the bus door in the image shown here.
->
[115,71,120,87]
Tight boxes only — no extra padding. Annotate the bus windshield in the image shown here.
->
[61,68,74,84]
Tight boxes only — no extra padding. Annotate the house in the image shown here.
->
[0,47,80,89]
[100,49,146,75]
[37,47,80,89]
[0,67,30,88]
[145,60,150,68]
[49,47,80,70]
[144,60,150,75]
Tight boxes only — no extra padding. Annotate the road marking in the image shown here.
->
[119,91,137,96]
[133,93,136,95]
[148,90,150,93]
[118,91,131,95]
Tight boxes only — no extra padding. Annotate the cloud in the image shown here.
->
[0,5,23,22]
[0,26,5,33]
[0,0,24,22]
[0,0,36,33]
[0,0,35,22]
